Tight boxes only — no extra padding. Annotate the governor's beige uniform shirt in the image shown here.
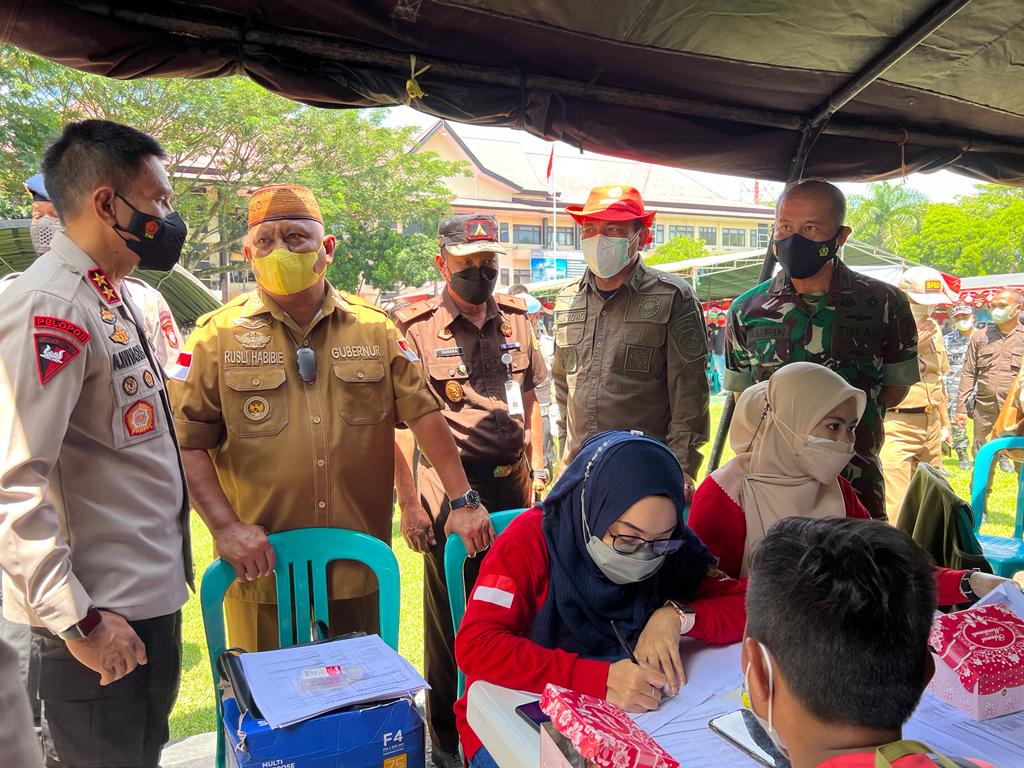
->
[0,232,190,633]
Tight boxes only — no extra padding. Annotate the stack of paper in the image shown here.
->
[238,634,429,729]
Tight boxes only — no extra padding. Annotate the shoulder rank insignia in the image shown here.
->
[233,316,271,330]
[87,268,120,304]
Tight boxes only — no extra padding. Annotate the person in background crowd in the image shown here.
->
[0,119,191,768]
[956,289,1024,473]
[743,517,993,768]
[170,186,491,654]
[454,430,746,768]
[552,185,710,495]
[688,362,1012,603]
[944,303,976,470]
[519,289,558,480]
[880,267,950,520]
[707,311,727,393]
[392,214,546,767]
[726,180,919,520]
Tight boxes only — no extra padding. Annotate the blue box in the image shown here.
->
[223,696,425,768]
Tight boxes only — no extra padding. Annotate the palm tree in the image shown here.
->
[846,181,927,254]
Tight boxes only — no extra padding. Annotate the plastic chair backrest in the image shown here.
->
[970,436,1024,539]
[200,528,401,768]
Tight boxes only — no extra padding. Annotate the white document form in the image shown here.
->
[238,634,428,729]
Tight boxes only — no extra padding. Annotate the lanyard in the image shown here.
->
[874,740,964,768]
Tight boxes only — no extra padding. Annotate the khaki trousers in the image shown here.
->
[881,409,942,523]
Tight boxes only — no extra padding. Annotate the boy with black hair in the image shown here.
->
[743,517,993,768]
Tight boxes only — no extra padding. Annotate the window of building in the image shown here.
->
[513,224,542,245]
[514,269,532,285]
[499,222,510,243]
[556,226,575,247]
[722,228,745,247]
[698,226,717,246]
[655,224,665,245]
[500,268,510,285]
[669,225,695,240]
[757,223,771,248]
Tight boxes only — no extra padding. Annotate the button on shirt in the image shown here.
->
[552,260,710,474]
[0,232,189,633]
[395,292,547,465]
[170,286,441,602]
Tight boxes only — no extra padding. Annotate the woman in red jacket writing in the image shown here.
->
[688,361,1010,604]
[454,430,745,766]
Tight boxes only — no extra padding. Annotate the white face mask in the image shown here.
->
[744,643,790,760]
[776,418,856,484]
[955,318,974,332]
[990,306,1018,325]
[584,534,665,585]
[582,231,639,278]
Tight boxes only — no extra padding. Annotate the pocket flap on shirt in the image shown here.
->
[556,323,584,346]
[223,368,287,392]
[332,360,385,383]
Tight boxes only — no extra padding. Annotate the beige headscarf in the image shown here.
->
[711,362,867,576]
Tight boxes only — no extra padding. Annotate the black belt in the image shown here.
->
[890,406,935,415]
[462,453,525,478]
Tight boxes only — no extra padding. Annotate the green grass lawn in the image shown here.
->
[168,395,1020,739]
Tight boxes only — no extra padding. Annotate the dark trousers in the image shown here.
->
[418,457,531,756]
[35,611,181,768]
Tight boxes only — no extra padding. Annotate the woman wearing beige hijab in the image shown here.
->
[689,362,1009,604]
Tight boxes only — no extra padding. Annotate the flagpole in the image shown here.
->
[548,144,556,255]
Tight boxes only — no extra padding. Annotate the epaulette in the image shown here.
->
[393,297,438,325]
[495,293,527,313]
[195,293,248,328]
[341,291,389,317]
[652,269,698,295]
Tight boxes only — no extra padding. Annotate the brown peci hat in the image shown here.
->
[248,184,323,229]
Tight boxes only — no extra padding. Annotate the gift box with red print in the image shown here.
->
[539,684,678,768]
[928,602,1024,720]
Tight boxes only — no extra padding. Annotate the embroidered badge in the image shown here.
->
[168,353,192,382]
[122,376,139,396]
[235,331,272,350]
[669,315,708,363]
[437,327,454,340]
[109,324,131,345]
[243,396,270,421]
[143,370,156,388]
[444,380,464,402]
[33,316,91,345]
[34,333,80,384]
[636,296,663,320]
[158,310,179,349]
[98,304,116,325]
[556,309,585,324]
[124,400,156,436]
[435,347,463,358]
[624,345,653,374]
[233,316,271,330]
[397,338,419,362]
[500,321,513,338]
[87,268,119,304]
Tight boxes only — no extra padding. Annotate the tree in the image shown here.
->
[0,45,466,292]
[645,236,706,266]
[903,185,1024,276]
[846,181,926,253]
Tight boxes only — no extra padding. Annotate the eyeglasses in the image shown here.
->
[608,533,683,556]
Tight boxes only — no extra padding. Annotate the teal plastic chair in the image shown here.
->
[444,508,527,698]
[970,436,1024,577]
[200,528,401,768]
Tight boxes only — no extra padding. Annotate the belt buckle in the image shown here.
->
[493,464,512,478]
[924,404,933,414]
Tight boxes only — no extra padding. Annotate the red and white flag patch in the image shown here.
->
[396,338,419,362]
[472,574,516,609]
[33,316,91,345]
[34,333,81,384]
[167,352,192,381]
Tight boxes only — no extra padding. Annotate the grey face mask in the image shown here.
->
[30,215,61,256]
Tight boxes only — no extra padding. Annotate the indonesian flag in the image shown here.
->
[168,352,192,381]
[472,574,516,608]
[546,145,555,195]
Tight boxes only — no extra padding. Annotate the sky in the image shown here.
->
[384,106,981,205]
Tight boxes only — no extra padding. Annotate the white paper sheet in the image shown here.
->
[238,634,428,729]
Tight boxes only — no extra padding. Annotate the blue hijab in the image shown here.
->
[529,431,713,659]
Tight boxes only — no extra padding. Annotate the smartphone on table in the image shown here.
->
[708,708,791,768]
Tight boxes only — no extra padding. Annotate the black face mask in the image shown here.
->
[113,192,188,271]
[773,231,840,280]
[449,263,499,305]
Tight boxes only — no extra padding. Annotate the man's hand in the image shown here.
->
[399,497,436,554]
[683,473,697,502]
[444,502,495,558]
[955,413,968,429]
[941,425,951,444]
[606,659,668,712]
[635,606,686,695]
[532,477,547,502]
[66,610,147,686]
[213,521,276,582]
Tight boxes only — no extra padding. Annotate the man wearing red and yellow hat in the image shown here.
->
[170,184,494,649]
[553,185,710,490]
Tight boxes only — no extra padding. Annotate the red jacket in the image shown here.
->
[453,506,747,760]
[688,475,967,605]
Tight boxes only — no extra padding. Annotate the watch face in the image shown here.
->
[466,490,481,507]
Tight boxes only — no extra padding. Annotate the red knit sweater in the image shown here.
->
[453,506,747,760]
[688,475,967,605]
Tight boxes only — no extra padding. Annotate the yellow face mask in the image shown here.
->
[252,244,327,295]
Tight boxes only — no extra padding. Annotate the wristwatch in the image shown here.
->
[58,606,102,641]
[531,468,549,482]
[960,568,981,602]
[449,489,482,511]
[665,600,697,635]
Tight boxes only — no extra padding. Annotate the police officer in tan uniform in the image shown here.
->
[552,185,709,491]
[0,120,192,768]
[392,214,547,766]
[170,185,494,652]
[880,267,951,521]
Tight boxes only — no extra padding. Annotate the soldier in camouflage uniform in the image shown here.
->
[725,180,919,520]
[944,302,975,469]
